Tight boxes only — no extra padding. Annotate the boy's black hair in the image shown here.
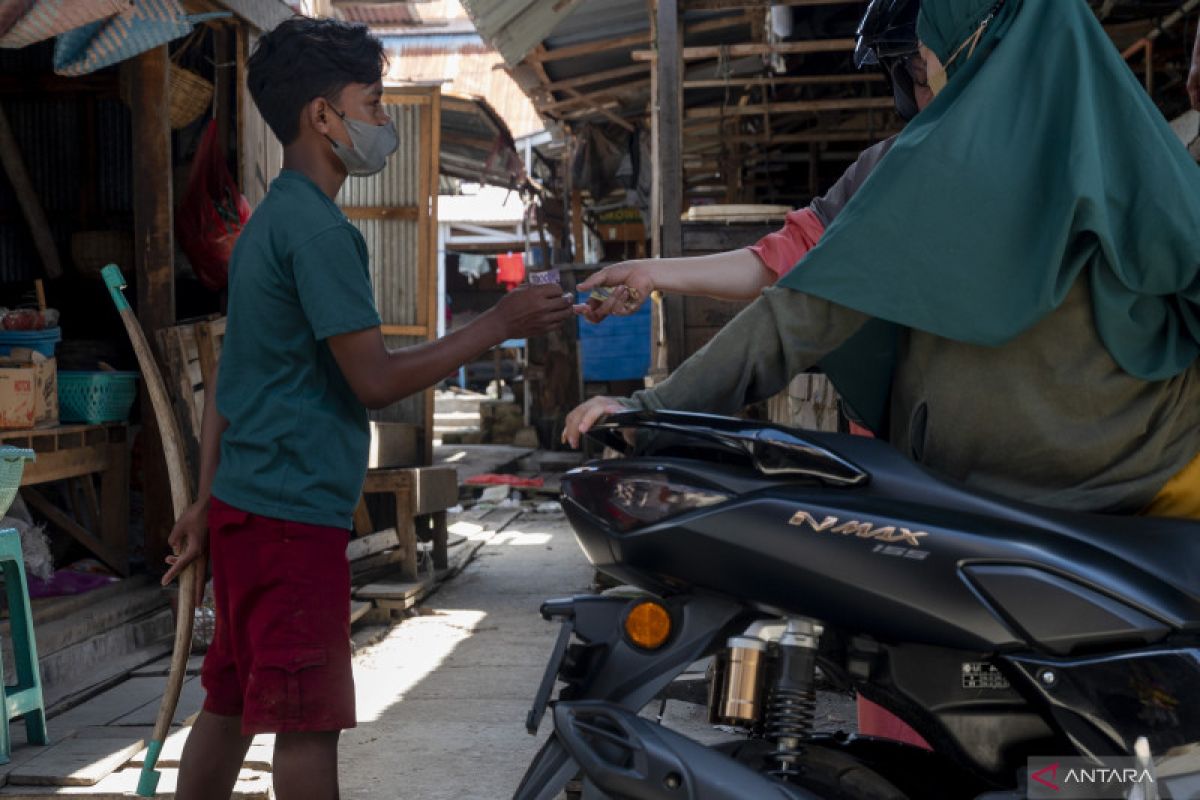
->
[247,17,386,146]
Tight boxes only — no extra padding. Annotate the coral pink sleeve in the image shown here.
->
[746,207,826,280]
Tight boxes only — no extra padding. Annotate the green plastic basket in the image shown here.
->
[58,371,139,425]
[0,447,33,519]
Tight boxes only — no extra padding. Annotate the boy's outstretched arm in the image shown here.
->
[329,283,573,410]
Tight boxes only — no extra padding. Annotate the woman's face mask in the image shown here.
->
[920,44,947,97]
[327,106,399,178]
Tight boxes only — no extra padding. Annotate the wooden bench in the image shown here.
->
[0,423,130,577]
[357,466,457,581]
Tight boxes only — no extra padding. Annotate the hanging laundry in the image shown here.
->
[457,254,489,285]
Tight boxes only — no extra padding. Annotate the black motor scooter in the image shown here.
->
[515,411,1200,800]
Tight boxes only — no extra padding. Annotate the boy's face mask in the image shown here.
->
[327,106,398,177]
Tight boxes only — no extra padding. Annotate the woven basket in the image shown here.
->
[168,63,213,129]
[119,62,213,130]
[71,230,133,276]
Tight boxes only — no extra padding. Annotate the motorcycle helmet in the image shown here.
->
[854,0,922,120]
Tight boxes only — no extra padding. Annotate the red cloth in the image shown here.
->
[496,252,525,289]
[746,208,826,278]
[465,473,545,488]
[201,497,356,735]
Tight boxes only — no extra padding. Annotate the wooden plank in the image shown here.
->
[559,86,634,131]
[350,600,371,625]
[355,579,429,601]
[350,548,408,580]
[527,14,748,64]
[127,728,274,770]
[346,527,400,562]
[529,31,650,63]
[542,63,649,93]
[686,97,896,120]
[0,768,272,798]
[352,496,373,536]
[539,79,652,113]
[194,317,225,393]
[684,73,885,89]
[380,325,430,337]
[131,44,177,570]
[22,487,128,576]
[424,89,441,467]
[8,735,143,786]
[18,445,109,486]
[341,206,420,221]
[633,39,857,61]
[130,653,205,678]
[49,677,175,732]
[110,676,204,727]
[658,0,683,260]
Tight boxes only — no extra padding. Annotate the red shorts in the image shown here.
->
[201,497,356,735]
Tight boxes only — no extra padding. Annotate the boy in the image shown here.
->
[160,17,573,800]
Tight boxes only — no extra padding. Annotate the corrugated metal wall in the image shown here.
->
[337,97,437,438]
[338,102,423,330]
[239,30,283,210]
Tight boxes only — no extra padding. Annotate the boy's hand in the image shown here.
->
[163,499,209,603]
[578,261,654,324]
[562,395,627,448]
[495,284,574,339]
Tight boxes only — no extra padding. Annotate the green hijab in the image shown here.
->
[780,0,1200,433]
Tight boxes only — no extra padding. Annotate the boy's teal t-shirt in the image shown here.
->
[212,170,381,529]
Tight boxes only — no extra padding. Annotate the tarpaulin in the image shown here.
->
[0,0,129,49]
[53,0,226,76]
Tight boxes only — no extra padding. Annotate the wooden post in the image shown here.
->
[131,46,176,571]
[213,24,234,160]
[655,0,686,370]
[657,0,682,259]
[570,189,584,262]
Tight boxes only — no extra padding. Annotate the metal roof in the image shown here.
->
[460,0,584,66]
[437,93,526,187]
[382,31,544,137]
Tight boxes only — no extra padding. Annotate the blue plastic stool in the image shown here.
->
[0,526,48,763]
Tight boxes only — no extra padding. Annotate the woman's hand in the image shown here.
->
[163,499,210,604]
[562,396,628,448]
[578,261,655,323]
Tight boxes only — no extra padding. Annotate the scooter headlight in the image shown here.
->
[562,469,731,533]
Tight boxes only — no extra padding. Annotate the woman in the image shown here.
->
[580,0,928,326]
[565,0,1200,520]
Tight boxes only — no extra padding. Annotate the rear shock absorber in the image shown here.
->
[765,618,822,781]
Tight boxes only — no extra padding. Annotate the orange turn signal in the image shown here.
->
[624,600,672,650]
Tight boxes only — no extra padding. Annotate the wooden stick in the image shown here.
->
[102,265,199,798]
[0,107,63,279]
[34,279,45,312]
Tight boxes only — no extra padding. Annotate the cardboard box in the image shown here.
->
[0,353,57,429]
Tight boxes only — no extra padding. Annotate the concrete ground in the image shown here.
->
[339,509,857,799]
[339,511,590,798]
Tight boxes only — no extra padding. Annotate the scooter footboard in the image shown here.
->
[554,701,820,800]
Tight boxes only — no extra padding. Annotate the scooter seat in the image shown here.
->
[820,431,1200,606]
